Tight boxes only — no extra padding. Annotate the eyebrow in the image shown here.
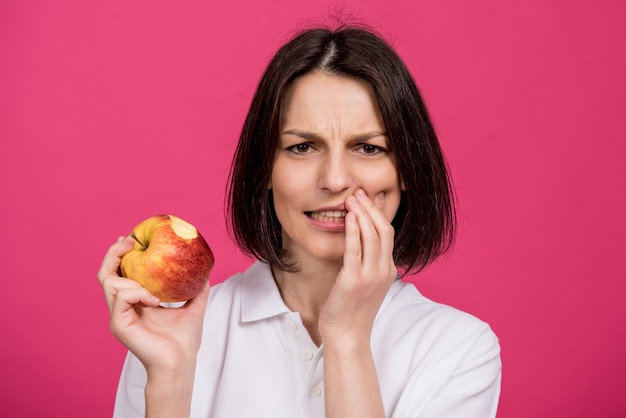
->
[282,129,387,142]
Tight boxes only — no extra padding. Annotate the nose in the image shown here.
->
[318,151,352,193]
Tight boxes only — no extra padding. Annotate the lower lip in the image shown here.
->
[306,214,346,232]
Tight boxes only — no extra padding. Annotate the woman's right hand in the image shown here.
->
[97,236,210,375]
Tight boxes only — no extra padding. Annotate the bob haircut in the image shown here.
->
[227,25,456,275]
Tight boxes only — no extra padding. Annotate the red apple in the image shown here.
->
[120,214,214,302]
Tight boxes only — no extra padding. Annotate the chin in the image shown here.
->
[309,241,346,262]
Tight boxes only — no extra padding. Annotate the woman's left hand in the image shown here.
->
[319,188,397,347]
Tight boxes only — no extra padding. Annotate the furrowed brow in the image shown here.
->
[282,129,386,142]
[347,132,387,142]
[281,129,324,141]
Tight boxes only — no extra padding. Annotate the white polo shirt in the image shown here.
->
[114,261,501,417]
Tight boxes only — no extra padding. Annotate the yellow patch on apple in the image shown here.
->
[120,215,214,302]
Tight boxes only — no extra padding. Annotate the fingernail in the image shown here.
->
[357,189,367,199]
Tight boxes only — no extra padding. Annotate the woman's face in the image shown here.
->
[269,71,403,264]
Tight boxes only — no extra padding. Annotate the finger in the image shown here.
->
[349,191,396,282]
[183,280,211,317]
[342,210,362,275]
[374,192,385,210]
[97,236,136,284]
[346,193,380,266]
[110,287,160,334]
[100,275,146,313]
[355,190,390,229]
[355,190,395,263]
[114,287,160,311]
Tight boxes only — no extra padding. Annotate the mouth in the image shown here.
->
[306,210,347,223]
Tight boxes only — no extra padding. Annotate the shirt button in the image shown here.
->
[288,321,298,332]
[310,386,322,398]
[303,351,314,361]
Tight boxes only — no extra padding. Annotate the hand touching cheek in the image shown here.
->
[319,189,397,347]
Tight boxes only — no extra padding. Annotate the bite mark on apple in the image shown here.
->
[169,215,198,240]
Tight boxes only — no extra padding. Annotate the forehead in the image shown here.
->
[281,71,384,132]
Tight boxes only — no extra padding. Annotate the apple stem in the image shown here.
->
[130,232,147,250]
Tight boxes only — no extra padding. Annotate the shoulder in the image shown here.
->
[373,281,501,415]
[380,280,496,332]
[374,280,500,363]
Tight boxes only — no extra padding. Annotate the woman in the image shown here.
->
[98,26,501,418]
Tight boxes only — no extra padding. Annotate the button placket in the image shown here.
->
[283,313,325,417]
[288,320,298,332]
[309,386,322,398]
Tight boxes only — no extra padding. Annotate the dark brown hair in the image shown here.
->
[227,25,456,275]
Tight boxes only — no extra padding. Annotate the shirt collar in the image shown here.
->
[240,261,406,323]
[241,261,291,322]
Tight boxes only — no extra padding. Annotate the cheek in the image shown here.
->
[359,166,402,221]
[270,162,307,214]
[382,189,402,222]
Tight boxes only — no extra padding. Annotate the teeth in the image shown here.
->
[310,210,347,222]
[319,210,346,218]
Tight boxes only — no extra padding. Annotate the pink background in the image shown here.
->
[1,1,625,417]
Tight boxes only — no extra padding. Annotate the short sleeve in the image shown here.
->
[419,328,502,417]
[113,351,147,418]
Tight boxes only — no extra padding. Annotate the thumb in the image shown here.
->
[184,280,211,315]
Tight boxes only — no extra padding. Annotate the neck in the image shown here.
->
[272,259,341,346]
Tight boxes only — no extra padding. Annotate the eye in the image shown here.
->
[288,143,315,154]
[357,144,386,155]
